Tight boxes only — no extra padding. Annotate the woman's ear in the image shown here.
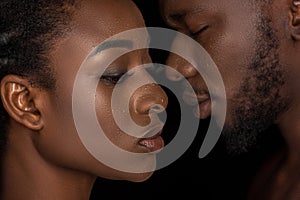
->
[0,75,44,131]
[289,0,300,40]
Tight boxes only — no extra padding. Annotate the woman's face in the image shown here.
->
[34,0,168,182]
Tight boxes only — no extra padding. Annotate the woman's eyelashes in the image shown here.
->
[100,71,130,85]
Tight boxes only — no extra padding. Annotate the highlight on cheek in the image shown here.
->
[72,27,227,173]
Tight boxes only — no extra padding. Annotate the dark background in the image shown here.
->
[90,1,284,199]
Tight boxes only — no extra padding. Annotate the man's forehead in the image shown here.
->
[159,0,196,11]
[159,0,207,19]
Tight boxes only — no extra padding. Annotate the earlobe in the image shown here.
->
[0,75,44,131]
[289,0,300,40]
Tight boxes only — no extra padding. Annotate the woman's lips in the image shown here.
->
[138,132,164,152]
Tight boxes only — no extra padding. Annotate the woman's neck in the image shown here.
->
[1,127,96,200]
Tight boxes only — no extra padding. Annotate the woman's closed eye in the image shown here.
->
[100,72,130,85]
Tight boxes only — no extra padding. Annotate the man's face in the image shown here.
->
[160,0,291,154]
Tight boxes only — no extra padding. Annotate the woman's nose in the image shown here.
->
[130,83,168,126]
[165,53,198,81]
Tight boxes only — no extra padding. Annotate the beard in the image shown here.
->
[221,14,290,155]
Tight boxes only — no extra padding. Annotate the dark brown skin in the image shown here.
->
[0,0,167,199]
[160,0,300,199]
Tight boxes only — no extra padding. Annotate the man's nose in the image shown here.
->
[130,83,168,126]
[165,53,198,81]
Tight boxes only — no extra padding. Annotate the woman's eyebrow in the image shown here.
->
[88,39,134,58]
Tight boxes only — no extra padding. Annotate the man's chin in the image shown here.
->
[220,126,261,156]
[220,124,284,157]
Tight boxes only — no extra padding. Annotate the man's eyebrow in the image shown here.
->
[88,39,133,58]
[168,12,186,23]
[166,7,206,25]
[187,7,206,17]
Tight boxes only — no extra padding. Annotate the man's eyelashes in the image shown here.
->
[191,25,209,38]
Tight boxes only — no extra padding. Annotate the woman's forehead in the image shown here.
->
[64,0,144,47]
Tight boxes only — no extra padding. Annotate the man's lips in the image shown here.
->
[197,97,211,119]
[183,90,212,119]
[138,131,164,152]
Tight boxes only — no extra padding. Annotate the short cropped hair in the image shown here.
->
[0,0,79,157]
